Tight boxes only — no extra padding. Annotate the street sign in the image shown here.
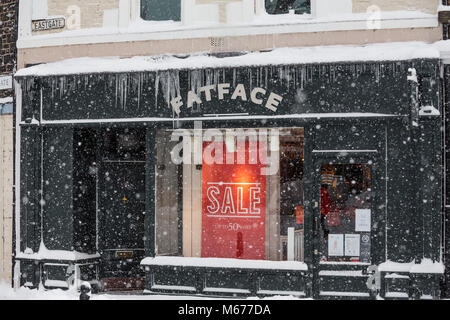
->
[0,76,12,91]
[32,17,65,32]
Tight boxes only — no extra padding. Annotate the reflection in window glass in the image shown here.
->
[320,164,372,263]
[141,0,181,21]
[155,128,304,262]
[265,0,311,15]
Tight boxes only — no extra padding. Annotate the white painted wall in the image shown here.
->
[311,0,353,18]
[32,0,49,19]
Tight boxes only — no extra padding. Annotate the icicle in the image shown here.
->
[264,66,268,89]
[137,73,141,112]
[115,74,119,110]
[155,72,160,109]
[59,77,64,99]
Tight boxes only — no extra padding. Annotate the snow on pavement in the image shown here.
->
[0,282,303,300]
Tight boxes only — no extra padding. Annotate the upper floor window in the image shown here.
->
[265,0,310,15]
[141,0,181,21]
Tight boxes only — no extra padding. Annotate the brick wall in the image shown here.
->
[0,0,17,99]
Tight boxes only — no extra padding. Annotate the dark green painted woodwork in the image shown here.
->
[17,60,439,122]
[146,265,308,297]
[20,125,41,253]
[418,118,442,262]
[16,58,443,297]
[73,128,98,254]
[42,127,74,251]
[145,128,156,258]
[141,0,181,21]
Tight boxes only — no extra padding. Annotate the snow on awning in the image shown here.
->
[15,41,439,78]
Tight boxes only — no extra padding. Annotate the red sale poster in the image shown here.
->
[201,139,266,260]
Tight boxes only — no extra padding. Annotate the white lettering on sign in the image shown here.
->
[32,17,66,32]
[0,76,12,91]
[206,183,262,217]
[170,83,283,115]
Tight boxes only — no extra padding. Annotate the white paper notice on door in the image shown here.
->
[328,234,344,256]
[355,209,371,232]
[345,234,360,256]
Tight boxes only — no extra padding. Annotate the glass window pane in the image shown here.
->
[265,0,311,15]
[141,0,181,21]
[155,128,305,262]
[320,164,372,263]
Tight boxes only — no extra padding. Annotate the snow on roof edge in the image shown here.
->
[15,41,440,78]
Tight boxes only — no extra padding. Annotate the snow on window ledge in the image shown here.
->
[419,105,440,116]
[140,256,309,271]
[17,10,438,50]
[15,241,100,262]
[378,259,445,274]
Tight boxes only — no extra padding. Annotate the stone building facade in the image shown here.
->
[0,0,17,285]
[12,0,450,299]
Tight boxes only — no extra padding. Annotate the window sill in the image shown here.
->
[141,256,309,271]
[17,10,438,50]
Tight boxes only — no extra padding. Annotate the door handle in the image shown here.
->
[314,217,319,237]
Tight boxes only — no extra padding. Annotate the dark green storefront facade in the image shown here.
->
[14,57,444,299]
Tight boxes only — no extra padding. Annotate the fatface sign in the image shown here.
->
[0,76,12,91]
[201,140,266,260]
[32,17,65,31]
[170,83,283,115]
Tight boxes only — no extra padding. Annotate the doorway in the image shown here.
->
[98,128,146,291]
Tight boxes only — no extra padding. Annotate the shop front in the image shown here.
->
[14,53,443,298]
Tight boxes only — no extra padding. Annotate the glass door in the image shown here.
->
[318,163,373,263]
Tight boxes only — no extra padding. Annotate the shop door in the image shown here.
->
[311,153,383,297]
[98,161,146,291]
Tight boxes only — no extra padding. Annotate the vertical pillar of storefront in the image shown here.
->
[19,125,42,254]
[443,65,450,297]
[411,124,424,262]
[303,123,319,299]
[41,126,74,251]
[418,117,442,262]
[145,126,156,258]
[417,61,442,264]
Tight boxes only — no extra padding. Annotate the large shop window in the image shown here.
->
[320,164,372,263]
[141,0,181,21]
[155,127,304,262]
[265,0,311,15]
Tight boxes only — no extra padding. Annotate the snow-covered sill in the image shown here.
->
[318,270,367,277]
[17,11,438,49]
[438,5,450,12]
[378,259,445,274]
[16,242,100,262]
[14,42,440,78]
[319,261,371,266]
[15,252,100,262]
[141,256,309,271]
[319,291,370,297]
[44,280,69,289]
